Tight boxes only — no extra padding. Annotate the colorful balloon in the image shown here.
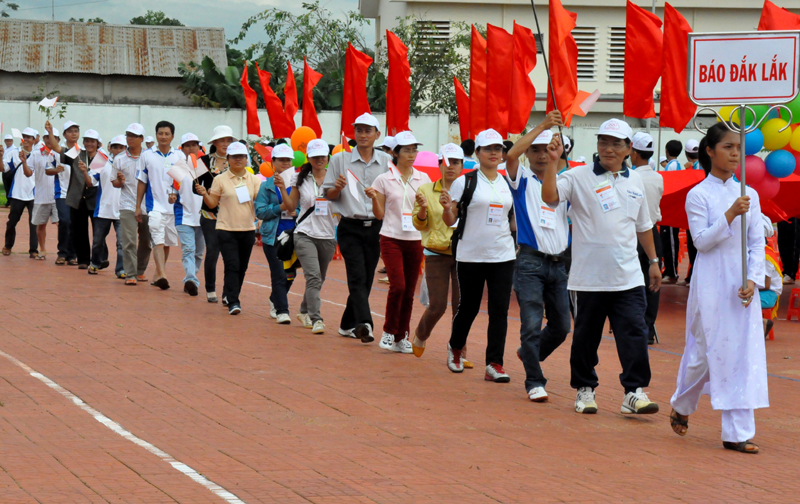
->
[736,155,766,184]
[761,118,792,151]
[790,124,800,152]
[332,144,344,155]
[292,150,305,168]
[718,106,737,123]
[744,129,764,156]
[750,174,781,200]
[259,161,274,178]
[785,95,800,126]
[765,149,796,178]
[290,126,317,153]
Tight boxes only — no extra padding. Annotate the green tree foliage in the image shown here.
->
[69,17,106,23]
[130,10,184,26]
[1,0,18,18]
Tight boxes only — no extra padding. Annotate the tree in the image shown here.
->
[69,17,106,23]
[1,0,18,18]
[130,10,184,26]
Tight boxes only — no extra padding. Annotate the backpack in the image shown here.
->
[450,170,514,258]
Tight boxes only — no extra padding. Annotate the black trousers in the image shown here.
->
[55,198,75,260]
[570,287,651,393]
[450,260,515,366]
[685,231,697,282]
[337,218,382,330]
[70,200,94,266]
[778,218,800,279]
[200,216,221,294]
[637,226,662,339]
[217,229,255,307]
[659,226,680,278]
[4,198,37,253]
[2,171,12,206]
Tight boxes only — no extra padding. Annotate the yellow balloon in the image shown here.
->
[761,118,792,151]
[730,108,756,127]
[718,106,737,122]
[790,126,800,152]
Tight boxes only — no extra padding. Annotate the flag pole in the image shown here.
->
[528,0,564,139]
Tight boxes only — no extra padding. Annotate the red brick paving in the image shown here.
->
[1,209,799,503]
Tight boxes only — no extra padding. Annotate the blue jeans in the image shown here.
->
[262,242,289,315]
[513,247,571,391]
[90,217,124,275]
[176,224,205,287]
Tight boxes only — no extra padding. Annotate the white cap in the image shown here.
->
[272,144,294,159]
[762,214,775,237]
[659,155,667,163]
[83,129,100,141]
[44,127,60,138]
[145,136,154,143]
[226,142,248,156]
[531,130,554,146]
[21,127,37,137]
[306,139,329,158]
[181,133,200,146]
[126,123,145,136]
[576,156,586,163]
[685,139,699,154]
[394,131,423,147]
[563,135,572,151]
[440,143,464,160]
[632,132,655,152]
[63,120,79,131]
[596,118,633,140]
[352,113,380,131]
[208,125,235,143]
[378,136,397,149]
[475,129,504,148]
[3,134,11,140]
[109,135,126,147]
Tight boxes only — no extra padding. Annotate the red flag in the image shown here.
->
[341,132,352,153]
[623,1,663,119]
[547,0,579,127]
[284,61,299,125]
[341,43,373,138]
[509,22,538,135]
[758,0,800,30]
[660,3,696,133]
[386,30,411,136]
[240,61,261,137]
[454,77,471,141]
[255,62,294,139]
[302,57,323,138]
[486,24,514,137]
[469,26,488,137]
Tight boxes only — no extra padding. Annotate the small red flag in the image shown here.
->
[454,77,471,141]
[302,57,323,138]
[284,61,299,125]
[758,0,800,30]
[255,62,295,139]
[341,43,373,139]
[341,132,352,153]
[386,30,411,136]
[509,22,538,135]
[240,61,261,137]
[547,0,579,127]
[623,0,663,119]
[660,3,696,133]
[469,25,488,137]
[486,24,514,138]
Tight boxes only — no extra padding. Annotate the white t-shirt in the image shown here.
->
[765,260,782,296]
[175,173,203,227]
[55,160,70,199]
[555,163,653,291]
[664,159,681,172]
[138,148,181,215]
[93,163,121,220]
[507,166,570,255]
[449,171,516,263]
[31,149,56,205]
[632,165,663,224]
[291,172,336,240]
[3,149,35,201]
[113,151,144,213]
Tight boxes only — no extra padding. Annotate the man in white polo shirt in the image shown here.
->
[542,118,662,416]
[2,134,18,209]
[2,128,38,257]
[29,128,63,260]
[175,132,206,297]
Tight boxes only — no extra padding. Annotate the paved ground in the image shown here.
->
[0,211,799,503]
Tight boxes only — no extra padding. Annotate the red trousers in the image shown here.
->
[380,236,423,339]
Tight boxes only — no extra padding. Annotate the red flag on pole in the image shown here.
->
[758,0,800,30]
[454,77,471,141]
[240,61,261,137]
[341,43,373,139]
[386,30,411,136]
[284,61,299,125]
[302,57,323,138]
[660,3,696,133]
[469,25,488,137]
[623,1,663,119]
[547,0,579,127]
[509,21,538,135]
[255,62,295,139]
[486,24,514,138]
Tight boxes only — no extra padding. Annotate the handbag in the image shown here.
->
[276,206,314,261]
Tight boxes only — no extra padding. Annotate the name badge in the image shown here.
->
[402,212,414,231]
[314,198,328,215]
[487,203,504,226]
[235,184,251,204]
[595,183,620,212]
[539,206,556,229]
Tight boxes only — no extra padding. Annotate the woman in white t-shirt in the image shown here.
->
[440,128,516,381]
[279,139,337,334]
[365,131,431,354]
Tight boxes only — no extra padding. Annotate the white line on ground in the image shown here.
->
[244,280,385,319]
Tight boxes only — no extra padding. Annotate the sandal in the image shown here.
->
[29,252,38,259]
[669,409,689,436]
[55,257,66,265]
[35,254,46,261]
[1,248,10,256]
[723,441,759,454]
[67,259,79,266]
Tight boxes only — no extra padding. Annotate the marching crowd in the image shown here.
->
[1,110,784,455]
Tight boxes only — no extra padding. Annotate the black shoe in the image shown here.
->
[184,281,198,296]
[154,277,170,290]
[100,260,110,270]
[354,323,374,343]
[765,319,774,339]
[648,336,656,345]
[228,304,241,315]
[78,264,89,270]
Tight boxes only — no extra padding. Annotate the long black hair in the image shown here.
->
[698,122,735,175]
[296,155,330,188]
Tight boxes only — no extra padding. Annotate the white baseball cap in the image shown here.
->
[596,119,633,140]
[109,135,126,147]
[272,144,294,159]
[126,123,145,136]
[394,131,423,147]
[531,130,554,146]
[226,142,248,156]
[306,139,329,158]
[63,120,79,131]
[440,143,464,160]
[3,134,12,140]
[352,113,380,131]
[21,127,37,137]
[563,135,572,151]
[145,136,154,143]
[83,129,100,141]
[475,129,504,148]
[685,139,700,154]
[659,155,667,163]
[181,133,200,146]
[632,132,655,152]
[378,136,397,149]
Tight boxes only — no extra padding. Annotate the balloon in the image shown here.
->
[750,174,781,200]
[765,149,796,178]
[785,95,800,125]
[736,155,766,184]
[794,151,800,176]
[718,106,737,122]
[332,144,344,155]
[761,118,792,150]
[744,128,764,156]
[290,126,316,153]
[790,124,800,152]
[731,105,774,127]
[259,161,274,178]
[292,150,305,168]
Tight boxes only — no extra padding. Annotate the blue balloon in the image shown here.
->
[765,149,796,178]
[744,129,764,156]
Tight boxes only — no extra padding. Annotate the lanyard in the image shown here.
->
[391,165,417,213]
[478,170,504,203]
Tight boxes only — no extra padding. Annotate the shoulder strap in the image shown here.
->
[453,170,480,244]
[296,205,315,226]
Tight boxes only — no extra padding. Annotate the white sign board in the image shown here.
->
[687,31,800,106]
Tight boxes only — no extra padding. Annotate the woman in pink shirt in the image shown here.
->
[365,131,431,353]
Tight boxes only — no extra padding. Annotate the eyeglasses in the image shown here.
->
[597,139,628,151]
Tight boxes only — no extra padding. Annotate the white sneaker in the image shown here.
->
[312,320,325,334]
[447,343,464,373]
[276,313,291,324]
[379,332,395,350]
[575,387,598,414]
[297,313,312,329]
[390,338,413,354]
[484,363,510,383]
[528,387,548,402]
[269,300,277,319]
[339,327,357,338]
[621,387,659,414]
[784,274,796,285]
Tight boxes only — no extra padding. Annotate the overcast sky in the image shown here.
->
[16,0,366,50]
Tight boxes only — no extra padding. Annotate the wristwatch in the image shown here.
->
[649,258,659,265]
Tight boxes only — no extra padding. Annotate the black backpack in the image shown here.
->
[450,170,514,259]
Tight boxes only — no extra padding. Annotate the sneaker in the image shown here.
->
[355,323,374,343]
[621,387,659,414]
[484,363,510,383]
[297,313,312,329]
[447,344,464,373]
[116,272,127,279]
[100,260,110,270]
[154,278,170,290]
[784,274,796,285]
[184,281,198,296]
[88,265,99,275]
[377,277,390,284]
[312,320,325,334]
[207,292,218,303]
[528,387,549,402]
[390,337,413,354]
[575,387,598,414]
[339,327,357,338]
[222,295,228,306]
[412,334,426,358]
[269,300,277,319]
[379,332,395,350]
[228,304,241,315]
[276,313,291,324]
